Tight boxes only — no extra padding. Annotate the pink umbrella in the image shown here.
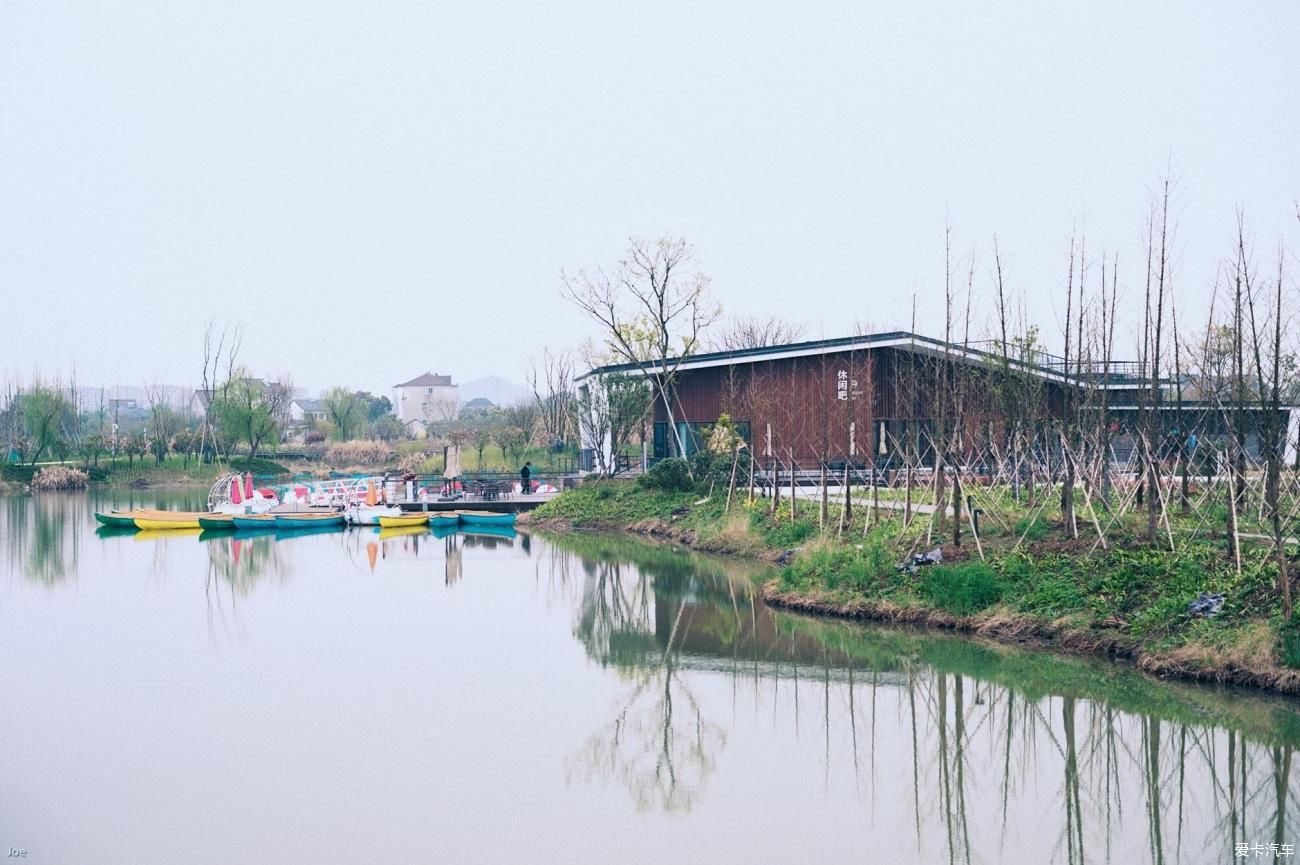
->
[231,476,243,505]
[244,473,254,499]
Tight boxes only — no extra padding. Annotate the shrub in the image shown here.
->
[325,440,393,467]
[1,465,36,483]
[30,466,89,490]
[689,448,746,488]
[1280,619,1300,669]
[304,430,326,445]
[397,452,428,474]
[228,456,289,476]
[638,458,694,492]
[921,561,1002,616]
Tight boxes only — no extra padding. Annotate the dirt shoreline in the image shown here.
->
[522,512,1300,697]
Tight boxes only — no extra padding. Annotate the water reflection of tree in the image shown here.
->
[568,598,725,813]
[539,532,1300,857]
[3,493,85,585]
[754,617,1300,864]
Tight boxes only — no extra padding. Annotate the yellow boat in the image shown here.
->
[133,513,205,530]
[377,513,429,528]
[134,527,203,540]
[377,524,429,540]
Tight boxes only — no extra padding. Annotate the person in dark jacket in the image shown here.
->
[520,462,532,495]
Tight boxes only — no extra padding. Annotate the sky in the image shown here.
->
[2,1,1298,396]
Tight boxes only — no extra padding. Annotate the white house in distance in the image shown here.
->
[289,398,327,426]
[392,372,458,435]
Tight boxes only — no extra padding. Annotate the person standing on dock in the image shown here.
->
[520,461,532,496]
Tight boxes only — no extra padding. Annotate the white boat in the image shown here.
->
[207,472,279,515]
[345,503,403,526]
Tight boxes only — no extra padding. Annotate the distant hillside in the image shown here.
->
[458,376,530,407]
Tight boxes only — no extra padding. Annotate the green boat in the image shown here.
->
[95,525,139,539]
[456,510,517,527]
[94,510,140,528]
[198,514,236,531]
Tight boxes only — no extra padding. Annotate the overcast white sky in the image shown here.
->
[2,1,1297,395]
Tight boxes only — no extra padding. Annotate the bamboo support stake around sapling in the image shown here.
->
[819,462,828,529]
[725,445,741,513]
[788,449,797,522]
[966,502,985,560]
[841,463,852,535]
[746,457,755,506]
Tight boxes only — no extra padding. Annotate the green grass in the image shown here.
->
[920,561,1002,615]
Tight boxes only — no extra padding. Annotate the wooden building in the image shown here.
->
[577,330,1295,472]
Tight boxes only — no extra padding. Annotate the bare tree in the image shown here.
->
[562,236,721,469]
[144,381,183,464]
[1140,178,1173,543]
[710,315,806,351]
[528,348,576,448]
[1242,235,1293,616]
[198,322,242,465]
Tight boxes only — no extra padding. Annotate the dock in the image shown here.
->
[396,491,561,514]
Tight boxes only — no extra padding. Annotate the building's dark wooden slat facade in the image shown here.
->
[653,345,1075,465]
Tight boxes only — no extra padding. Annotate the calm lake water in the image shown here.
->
[2,491,1298,864]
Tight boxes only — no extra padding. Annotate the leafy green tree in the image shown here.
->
[124,432,147,468]
[322,387,367,441]
[148,404,182,464]
[80,433,106,468]
[21,386,74,465]
[576,372,650,475]
[172,429,195,468]
[493,426,527,469]
[357,392,393,422]
[211,371,288,457]
[473,429,492,468]
[369,414,404,442]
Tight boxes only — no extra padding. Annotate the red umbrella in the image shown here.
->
[231,476,242,505]
[244,473,254,499]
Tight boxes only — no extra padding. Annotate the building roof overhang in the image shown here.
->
[576,330,1156,392]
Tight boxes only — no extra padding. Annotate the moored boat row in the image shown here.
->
[94,508,515,532]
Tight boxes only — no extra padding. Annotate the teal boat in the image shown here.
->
[456,510,516,527]
[274,513,345,530]
[460,524,518,541]
[232,514,277,530]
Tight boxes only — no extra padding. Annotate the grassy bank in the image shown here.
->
[3,454,292,489]
[528,472,1300,694]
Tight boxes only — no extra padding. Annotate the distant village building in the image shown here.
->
[289,398,328,426]
[190,389,213,419]
[392,372,459,436]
